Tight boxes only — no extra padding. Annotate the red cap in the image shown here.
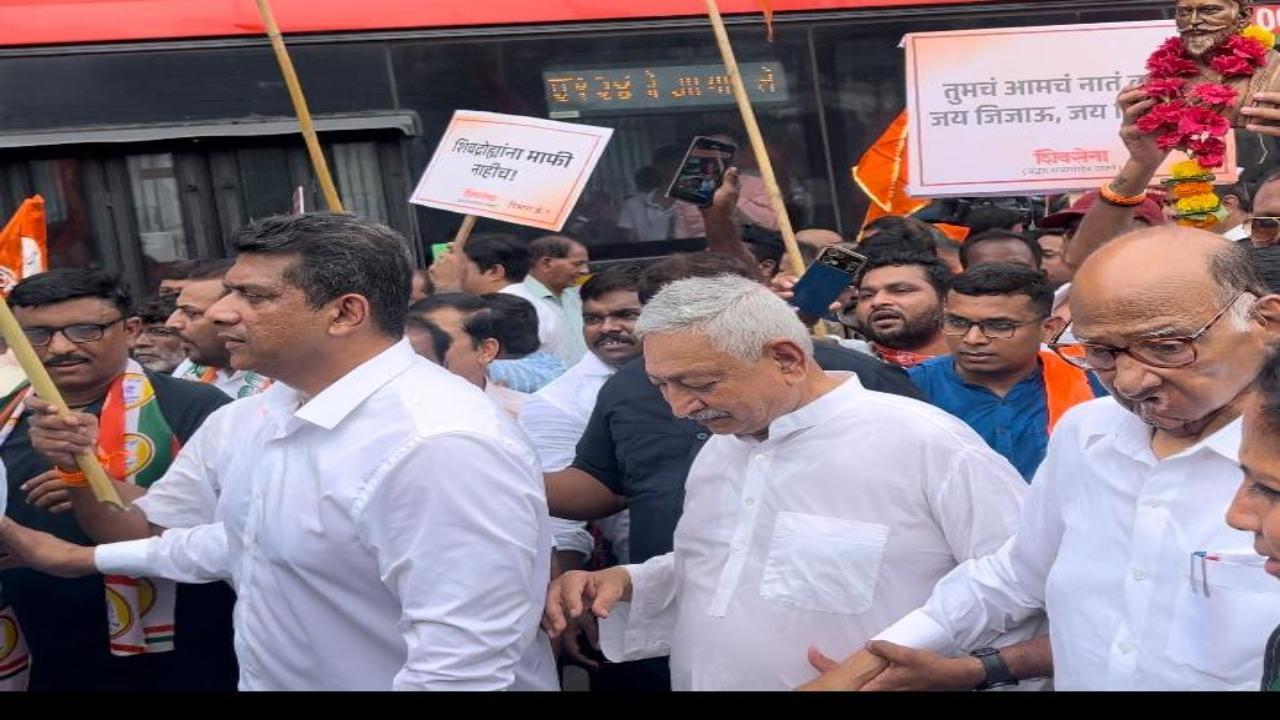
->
[1039,191,1166,230]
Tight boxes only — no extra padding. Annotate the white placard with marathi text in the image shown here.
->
[905,20,1240,197]
[410,110,613,232]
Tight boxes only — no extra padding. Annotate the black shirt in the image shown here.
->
[571,342,922,563]
[1,371,236,691]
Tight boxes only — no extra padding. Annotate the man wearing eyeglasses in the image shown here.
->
[0,268,235,691]
[129,295,186,375]
[908,264,1104,482]
[805,227,1280,691]
[1242,172,1280,250]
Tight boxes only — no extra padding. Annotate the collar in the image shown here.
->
[522,275,558,301]
[764,372,863,441]
[287,339,416,431]
[1081,401,1243,464]
[945,357,1044,395]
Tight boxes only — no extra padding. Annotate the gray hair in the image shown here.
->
[635,274,814,361]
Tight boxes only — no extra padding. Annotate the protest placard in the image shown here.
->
[409,110,613,232]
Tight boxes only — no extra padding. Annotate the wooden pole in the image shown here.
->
[254,0,345,213]
[705,0,805,277]
[453,215,478,250]
[0,302,122,508]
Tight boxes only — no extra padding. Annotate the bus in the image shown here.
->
[0,0,1180,291]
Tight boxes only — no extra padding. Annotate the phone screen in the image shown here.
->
[665,136,738,207]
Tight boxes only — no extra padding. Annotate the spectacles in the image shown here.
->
[942,315,1040,339]
[1048,292,1247,371]
[23,317,125,347]
[1248,217,1280,236]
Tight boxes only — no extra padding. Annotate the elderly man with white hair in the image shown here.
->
[541,274,1042,691]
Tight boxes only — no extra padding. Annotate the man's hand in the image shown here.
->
[0,517,96,577]
[427,244,467,293]
[542,566,632,639]
[559,611,603,670]
[1240,92,1280,136]
[705,166,741,221]
[26,397,98,471]
[1116,84,1167,171]
[22,469,72,514]
[797,647,888,691]
[802,642,989,691]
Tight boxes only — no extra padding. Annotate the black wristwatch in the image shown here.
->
[970,647,1018,691]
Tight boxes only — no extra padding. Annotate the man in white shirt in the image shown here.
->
[168,259,272,399]
[809,227,1280,691]
[542,274,1037,691]
[430,232,571,363]
[523,236,591,366]
[0,213,557,691]
[520,265,642,670]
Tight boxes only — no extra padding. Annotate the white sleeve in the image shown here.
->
[599,552,678,662]
[875,436,1068,653]
[929,446,1027,562]
[134,405,229,530]
[550,517,595,559]
[518,393,582,473]
[94,522,231,584]
[357,432,548,691]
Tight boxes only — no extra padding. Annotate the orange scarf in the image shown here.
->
[1040,350,1097,433]
[872,343,936,369]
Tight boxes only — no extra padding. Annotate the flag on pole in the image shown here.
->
[852,111,929,232]
[759,0,774,42]
[0,196,47,294]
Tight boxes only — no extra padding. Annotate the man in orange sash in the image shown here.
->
[909,264,1104,481]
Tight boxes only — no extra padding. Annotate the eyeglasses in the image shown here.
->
[1048,292,1247,371]
[942,315,1040,339]
[23,317,125,347]
[1248,217,1280,236]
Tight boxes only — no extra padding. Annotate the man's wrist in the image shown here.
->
[1111,158,1160,196]
[952,655,988,689]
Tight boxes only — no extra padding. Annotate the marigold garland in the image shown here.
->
[1140,25,1275,227]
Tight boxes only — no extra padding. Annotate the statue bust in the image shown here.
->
[1173,0,1280,127]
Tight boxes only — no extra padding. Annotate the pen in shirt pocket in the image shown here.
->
[1189,548,1267,597]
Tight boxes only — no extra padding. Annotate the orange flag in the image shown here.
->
[759,0,774,41]
[853,110,929,230]
[0,196,48,294]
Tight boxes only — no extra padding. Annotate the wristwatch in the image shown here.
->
[970,647,1018,690]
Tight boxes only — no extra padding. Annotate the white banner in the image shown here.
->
[409,110,613,232]
[905,19,1239,197]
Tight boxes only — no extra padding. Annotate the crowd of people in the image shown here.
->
[0,62,1279,695]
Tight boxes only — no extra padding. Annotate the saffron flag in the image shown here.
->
[0,196,47,293]
[853,111,929,230]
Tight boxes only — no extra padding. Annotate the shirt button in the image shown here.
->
[755,454,766,461]
[1118,642,1134,655]
[696,432,709,440]
[1132,568,1147,581]
[734,544,745,552]
[744,498,756,506]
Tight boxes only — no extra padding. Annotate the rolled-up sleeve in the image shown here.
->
[357,432,549,691]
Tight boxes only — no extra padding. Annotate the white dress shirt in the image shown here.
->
[519,351,630,563]
[171,358,270,399]
[97,340,558,691]
[522,275,587,366]
[876,397,1280,690]
[500,282,572,364]
[1223,223,1249,242]
[485,380,531,421]
[599,373,1034,691]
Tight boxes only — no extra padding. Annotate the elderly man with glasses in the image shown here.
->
[805,227,1280,691]
[0,268,235,691]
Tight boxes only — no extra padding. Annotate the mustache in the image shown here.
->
[869,308,904,322]
[44,353,89,366]
[688,408,731,422]
[592,332,635,346]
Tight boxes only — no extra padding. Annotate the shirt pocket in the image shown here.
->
[1167,550,1280,686]
[759,511,889,615]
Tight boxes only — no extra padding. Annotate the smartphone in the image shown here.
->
[430,242,451,262]
[665,136,738,208]
[790,245,868,319]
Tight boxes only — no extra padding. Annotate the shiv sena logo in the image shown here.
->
[0,616,19,661]
[121,374,155,410]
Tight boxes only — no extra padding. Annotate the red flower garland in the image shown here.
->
[1138,31,1271,168]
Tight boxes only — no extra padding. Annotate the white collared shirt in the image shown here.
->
[1223,223,1249,242]
[499,281,573,365]
[172,358,270,400]
[519,351,630,563]
[97,340,557,691]
[522,275,587,366]
[485,380,531,421]
[599,374,1033,691]
[877,397,1280,690]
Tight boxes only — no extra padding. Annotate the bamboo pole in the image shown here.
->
[0,302,122,508]
[254,0,345,213]
[705,0,805,277]
[453,215,478,250]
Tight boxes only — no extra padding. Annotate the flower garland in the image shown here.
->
[1139,24,1276,227]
